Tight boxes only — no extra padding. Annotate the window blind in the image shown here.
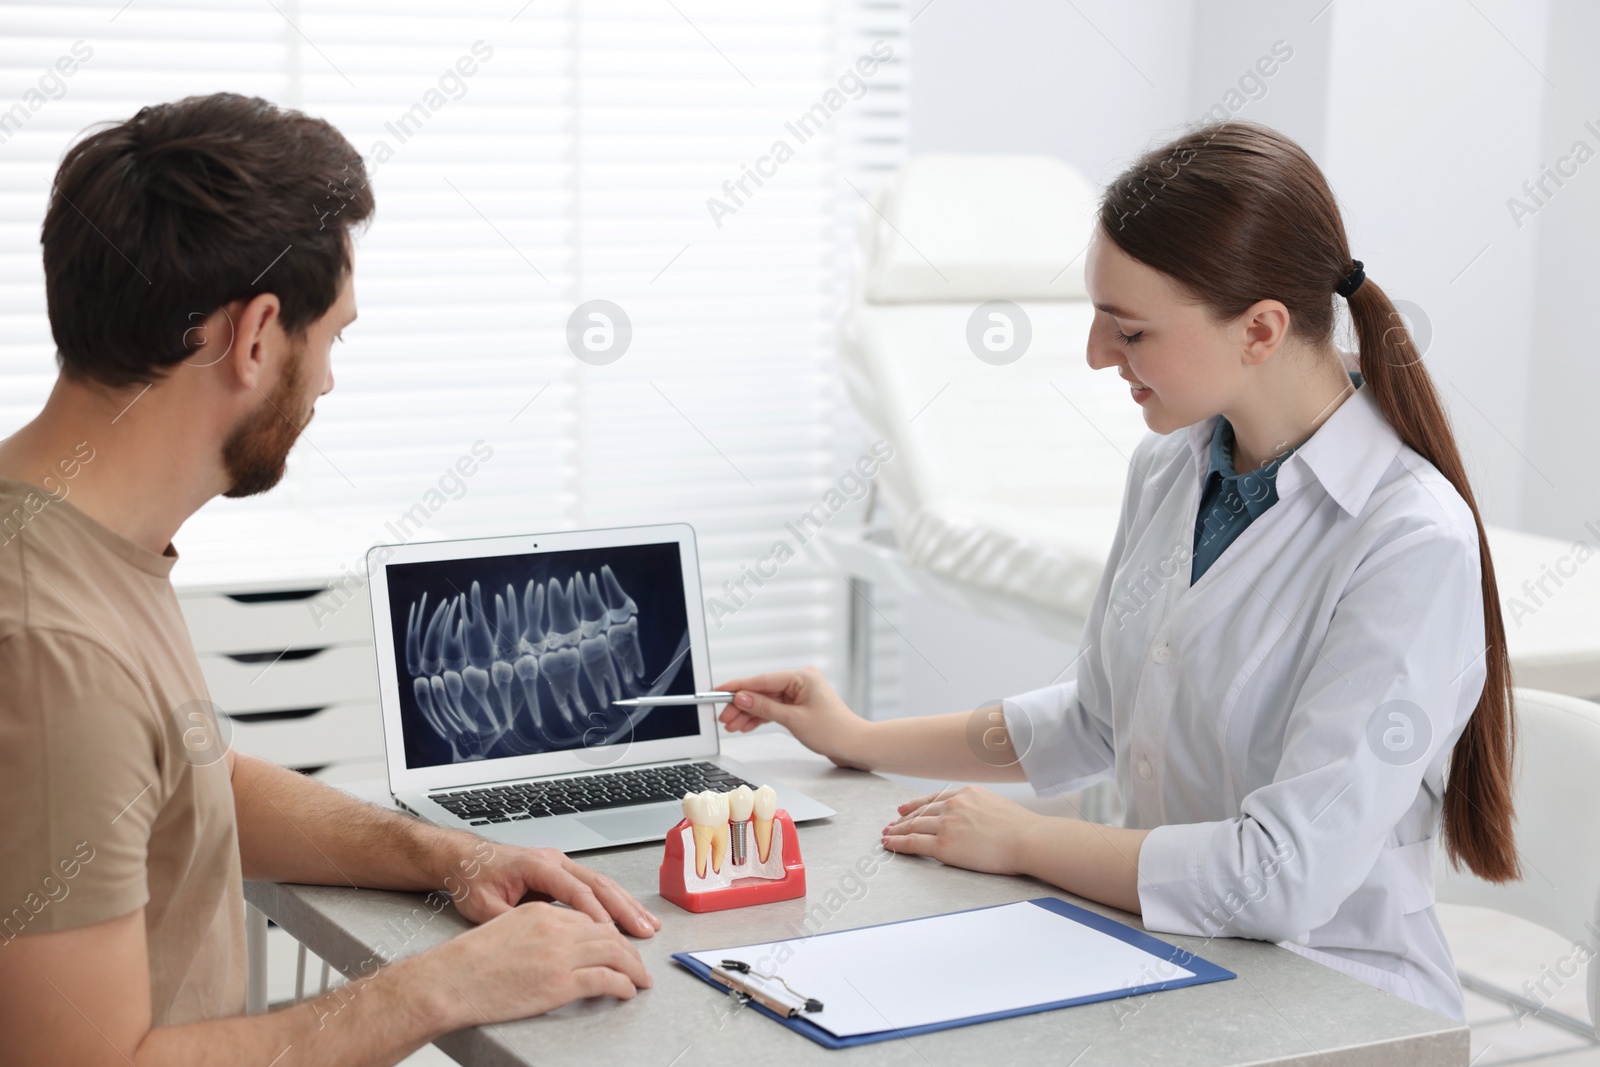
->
[0,0,908,685]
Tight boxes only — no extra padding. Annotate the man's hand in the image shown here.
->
[437,837,662,939]
[232,754,662,939]
[0,900,652,1067]
[414,901,652,1027]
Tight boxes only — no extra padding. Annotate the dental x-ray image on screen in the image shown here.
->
[384,541,698,769]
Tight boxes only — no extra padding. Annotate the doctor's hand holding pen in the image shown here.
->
[715,666,1028,781]
[714,669,1146,904]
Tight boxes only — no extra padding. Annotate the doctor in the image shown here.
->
[716,120,1517,1022]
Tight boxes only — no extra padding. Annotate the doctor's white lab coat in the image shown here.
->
[1002,381,1488,1021]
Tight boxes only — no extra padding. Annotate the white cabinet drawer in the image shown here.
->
[226,702,385,768]
[178,583,374,654]
[200,645,379,714]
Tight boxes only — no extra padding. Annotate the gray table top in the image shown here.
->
[245,733,1468,1066]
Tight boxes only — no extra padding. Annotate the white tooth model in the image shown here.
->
[705,790,730,874]
[684,791,716,879]
[727,785,754,865]
[753,785,778,863]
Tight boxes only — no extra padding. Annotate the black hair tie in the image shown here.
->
[1335,260,1365,298]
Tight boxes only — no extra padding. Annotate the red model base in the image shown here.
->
[658,809,806,913]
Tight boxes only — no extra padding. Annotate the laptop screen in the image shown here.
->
[383,540,699,769]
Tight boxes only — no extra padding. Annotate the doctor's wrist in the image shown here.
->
[1005,810,1052,880]
[816,716,874,772]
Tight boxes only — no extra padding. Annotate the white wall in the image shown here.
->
[1522,0,1600,542]
[1321,0,1549,529]
[1185,1,1331,157]
[906,0,1195,184]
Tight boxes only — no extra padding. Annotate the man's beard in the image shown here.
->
[221,339,310,499]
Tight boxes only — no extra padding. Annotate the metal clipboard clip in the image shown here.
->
[710,959,825,1018]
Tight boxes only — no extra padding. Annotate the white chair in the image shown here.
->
[1435,687,1600,1039]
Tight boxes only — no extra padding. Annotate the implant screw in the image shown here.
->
[730,820,749,865]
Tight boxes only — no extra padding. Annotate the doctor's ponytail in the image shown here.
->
[1098,120,1519,884]
[1342,258,1519,885]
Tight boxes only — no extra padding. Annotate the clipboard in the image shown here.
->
[672,897,1235,1049]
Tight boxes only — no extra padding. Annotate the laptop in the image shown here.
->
[366,523,835,851]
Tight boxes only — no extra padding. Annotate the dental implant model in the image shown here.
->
[727,785,754,865]
[660,784,806,912]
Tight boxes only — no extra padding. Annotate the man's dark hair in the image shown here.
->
[41,92,375,388]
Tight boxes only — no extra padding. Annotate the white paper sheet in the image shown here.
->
[687,900,1196,1039]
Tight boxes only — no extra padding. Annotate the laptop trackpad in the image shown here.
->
[578,804,682,842]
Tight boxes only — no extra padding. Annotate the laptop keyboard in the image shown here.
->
[428,761,755,825]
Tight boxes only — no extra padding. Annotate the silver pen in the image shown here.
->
[612,691,735,707]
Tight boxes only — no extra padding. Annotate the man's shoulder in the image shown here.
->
[0,627,161,726]
[0,484,176,647]
[0,480,63,535]
[0,498,175,735]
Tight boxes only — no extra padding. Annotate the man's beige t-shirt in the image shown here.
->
[0,476,246,1026]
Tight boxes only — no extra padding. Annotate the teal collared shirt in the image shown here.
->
[1191,371,1364,584]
